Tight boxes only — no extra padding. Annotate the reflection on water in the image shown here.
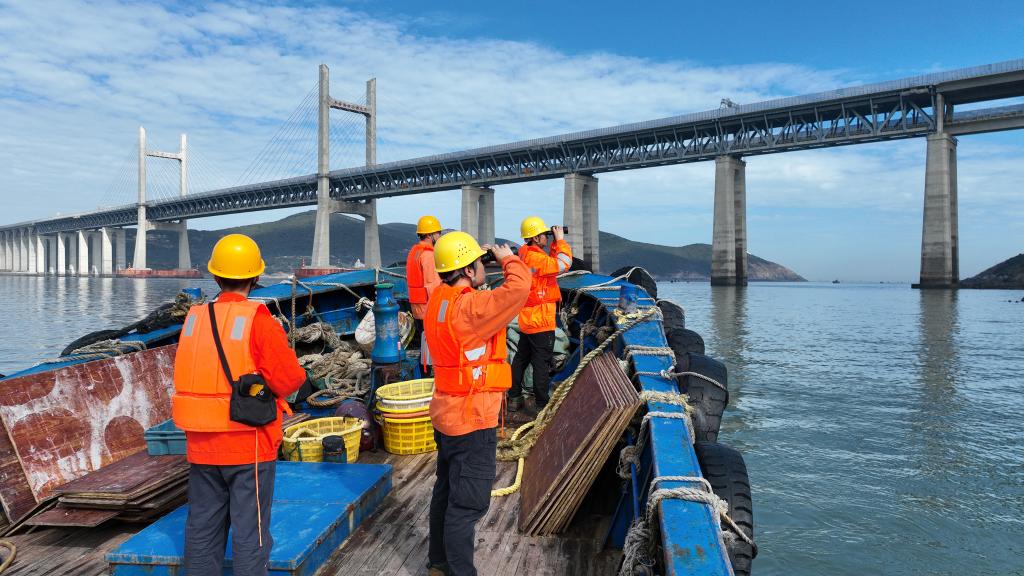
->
[709,286,749,401]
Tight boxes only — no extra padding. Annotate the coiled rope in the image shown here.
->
[0,540,15,574]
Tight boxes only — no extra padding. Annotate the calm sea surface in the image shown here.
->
[0,276,1022,575]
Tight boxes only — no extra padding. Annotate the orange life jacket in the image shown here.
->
[172,300,269,432]
[406,242,434,305]
[424,283,511,396]
[519,244,563,307]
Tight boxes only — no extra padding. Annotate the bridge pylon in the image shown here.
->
[134,127,191,272]
[311,65,380,269]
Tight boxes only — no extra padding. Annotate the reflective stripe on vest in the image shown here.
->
[424,283,511,396]
[406,242,434,305]
[520,244,562,307]
[172,300,263,432]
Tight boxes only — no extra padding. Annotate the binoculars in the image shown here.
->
[481,251,497,264]
[545,225,568,236]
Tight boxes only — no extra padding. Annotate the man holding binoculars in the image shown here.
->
[508,216,573,414]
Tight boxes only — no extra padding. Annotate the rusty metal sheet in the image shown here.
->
[0,345,177,522]
[26,506,120,528]
[0,422,36,524]
[54,451,187,498]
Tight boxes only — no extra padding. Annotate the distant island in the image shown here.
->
[129,210,805,282]
[960,253,1024,289]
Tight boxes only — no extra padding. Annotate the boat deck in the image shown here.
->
[2,441,622,575]
[320,449,622,575]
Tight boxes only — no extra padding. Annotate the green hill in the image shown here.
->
[960,253,1024,289]
[129,210,804,281]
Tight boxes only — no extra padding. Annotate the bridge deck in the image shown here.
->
[5,59,1023,235]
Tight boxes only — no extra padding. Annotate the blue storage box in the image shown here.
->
[145,419,186,455]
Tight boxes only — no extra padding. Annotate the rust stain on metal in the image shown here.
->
[0,345,177,523]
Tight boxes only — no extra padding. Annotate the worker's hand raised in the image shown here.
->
[551,226,565,241]
[490,243,514,262]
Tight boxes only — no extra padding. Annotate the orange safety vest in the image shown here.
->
[424,283,511,396]
[520,244,563,307]
[406,242,434,305]
[172,300,268,432]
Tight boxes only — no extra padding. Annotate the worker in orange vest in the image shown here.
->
[406,215,443,374]
[509,216,572,414]
[172,234,307,576]
[424,231,531,576]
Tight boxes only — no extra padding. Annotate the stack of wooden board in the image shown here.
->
[27,451,189,528]
[0,346,177,524]
[518,351,640,535]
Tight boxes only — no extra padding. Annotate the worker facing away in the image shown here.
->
[406,215,444,374]
[424,231,531,576]
[509,216,572,414]
[172,233,307,576]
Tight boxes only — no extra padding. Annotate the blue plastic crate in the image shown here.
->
[145,419,186,456]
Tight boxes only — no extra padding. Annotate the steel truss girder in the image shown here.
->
[324,91,934,201]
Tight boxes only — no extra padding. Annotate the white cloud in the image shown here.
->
[0,0,1020,279]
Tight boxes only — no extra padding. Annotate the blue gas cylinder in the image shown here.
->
[618,283,639,315]
[371,283,402,364]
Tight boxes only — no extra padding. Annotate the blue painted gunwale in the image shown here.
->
[558,273,732,576]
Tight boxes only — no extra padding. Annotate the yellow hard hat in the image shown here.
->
[434,231,487,273]
[520,216,548,239]
[416,215,442,235]
[207,234,266,279]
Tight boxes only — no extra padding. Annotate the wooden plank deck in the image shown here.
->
[1,440,621,575]
[318,449,622,575]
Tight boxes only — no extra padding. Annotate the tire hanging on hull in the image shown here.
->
[694,441,756,575]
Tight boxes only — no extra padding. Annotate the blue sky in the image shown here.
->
[0,0,1021,281]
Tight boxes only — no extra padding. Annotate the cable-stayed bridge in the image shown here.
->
[1,60,1022,287]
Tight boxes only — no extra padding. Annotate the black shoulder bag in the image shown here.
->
[208,303,277,427]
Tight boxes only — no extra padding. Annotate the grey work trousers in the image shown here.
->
[184,460,276,576]
[428,427,497,576]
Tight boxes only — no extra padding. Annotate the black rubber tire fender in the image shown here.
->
[694,441,756,575]
[665,327,704,358]
[656,299,685,331]
[678,352,728,442]
[610,265,658,298]
[61,328,129,356]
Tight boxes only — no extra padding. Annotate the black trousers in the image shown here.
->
[185,461,276,576]
[509,330,555,407]
[428,428,497,576]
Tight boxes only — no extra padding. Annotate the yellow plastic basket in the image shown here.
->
[378,415,437,455]
[376,379,434,412]
[281,417,363,463]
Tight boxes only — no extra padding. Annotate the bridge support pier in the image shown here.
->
[564,174,599,272]
[461,186,495,245]
[712,155,748,286]
[917,133,959,288]
[67,233,77,275]
[314,200,381,269]
[18,231,26,272]
[99,228,114,276]
[56,233,67,276]
[76,231,89,277]
[0,231,8,271]
[33,233,44,275]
